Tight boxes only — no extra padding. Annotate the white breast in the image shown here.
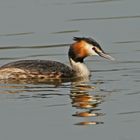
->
[69,58,90,77]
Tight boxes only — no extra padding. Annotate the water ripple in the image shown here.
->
[91,68,134,73]
[0,43,70,50]
[118,110,140,115]
[51,30,79,34]
[72,0,121,5]
[49,0,121,6]
[0,32,34,37]
[113,40,140,44]
[68,15,140,22]
[126,91,140,95]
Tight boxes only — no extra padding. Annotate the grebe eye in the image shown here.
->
[92,47,98,54]
[92,47,96,51]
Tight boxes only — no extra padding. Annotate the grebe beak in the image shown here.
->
[93,47,115,61]
[98,51,115,61]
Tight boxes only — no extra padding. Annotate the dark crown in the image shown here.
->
[73,37,103,51]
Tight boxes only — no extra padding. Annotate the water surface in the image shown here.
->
[0,0,140,140]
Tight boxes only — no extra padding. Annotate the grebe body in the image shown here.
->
[0,60,74,80]
[0,37,114,80]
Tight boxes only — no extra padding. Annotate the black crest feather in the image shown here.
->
[73,37,103,51]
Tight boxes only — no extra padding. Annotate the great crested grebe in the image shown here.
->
[0,37,114,80]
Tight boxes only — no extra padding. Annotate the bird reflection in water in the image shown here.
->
[70,83,105,125]
[0,76,106,125]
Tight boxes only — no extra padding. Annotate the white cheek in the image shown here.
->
[85,44,99,56]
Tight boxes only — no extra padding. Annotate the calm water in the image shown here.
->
[0,0,140,140]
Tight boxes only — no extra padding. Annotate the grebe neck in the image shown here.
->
[68,43,90,77]
[69,58,90,77]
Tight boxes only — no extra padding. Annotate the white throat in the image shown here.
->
[69,58,90,77]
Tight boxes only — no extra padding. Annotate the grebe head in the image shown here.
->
[68,37,115,78]
[69,37,115,62]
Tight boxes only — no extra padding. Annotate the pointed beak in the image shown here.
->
[93,46,115,61]
[98,51,115,61]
